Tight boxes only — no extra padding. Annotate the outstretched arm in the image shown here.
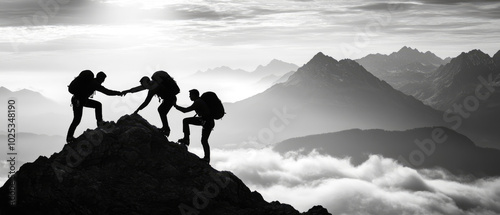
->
[174,101,198,113]
[124,85,146,94]
[134,90,154,114]
[96,85,121,96]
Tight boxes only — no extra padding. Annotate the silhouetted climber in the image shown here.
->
[123,71,180,137]
[174,89,215,163]
[66,71,123,143]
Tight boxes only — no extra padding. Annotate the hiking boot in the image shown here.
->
[178,138,190,147]
[66,137,76,144]
[159,128,170,137]
[97,120,109,127]
[200,157,210,164]
[180,143,187,151]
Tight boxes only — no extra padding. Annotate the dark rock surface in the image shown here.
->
[0,114,331,215]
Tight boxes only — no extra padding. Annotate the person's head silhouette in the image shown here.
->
[140,76,152,89]
[189,89,199,101]
[96,72,107,84]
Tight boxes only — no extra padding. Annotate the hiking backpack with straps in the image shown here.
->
[151,71,180,98]
[200,91,225,120]
[68,70,95,98]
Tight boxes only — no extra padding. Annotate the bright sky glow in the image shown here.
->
[0,0,499,101]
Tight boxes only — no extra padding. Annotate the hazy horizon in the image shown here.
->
[2,0,500,103]
[1,46,498,105]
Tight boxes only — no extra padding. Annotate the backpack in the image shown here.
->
[68,70,95,98]
[151,71,180,98]
[200,91,225,120]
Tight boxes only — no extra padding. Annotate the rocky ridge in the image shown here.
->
[0,114,330,215]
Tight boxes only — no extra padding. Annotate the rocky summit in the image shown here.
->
[0,114,330,215]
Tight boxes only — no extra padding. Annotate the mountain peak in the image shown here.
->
[0,87,38,95]
[392,46,442,59]
[283,52,387,89]
[356,47,446,79]
[269,59,286,65]
[314,51,326,57]
[206,66,248,73]
[0,87,59,107]
[391,46,431,59]
[253,59,299,76]
[398,46,419,53]
[425,49,498,110]
[17,88,43,96]
[454,49,493,66]
[0,86,12,94]
[0,114,330,215]
[461,49,487,56]
[312,51,327,59]
[306,52,338,66]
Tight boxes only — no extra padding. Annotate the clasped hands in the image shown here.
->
[120,90,130,97]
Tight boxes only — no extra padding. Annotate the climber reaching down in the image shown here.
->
[123,71,180,137]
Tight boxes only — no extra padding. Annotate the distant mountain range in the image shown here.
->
[274,127,500,177]
[0,87,75,136]
[253,59,299,78]
[0,86,61,112]
[356,46,450,89]
[357,48,500,112]
[5,48,500,184]
[402,49,499,110]
[4,48,499,149]
[388,49,500,148]
[215,52,443,147]
[189,59,298,87]
[180,59,299,102]
[193,59,298,81]
[356,48,500,148]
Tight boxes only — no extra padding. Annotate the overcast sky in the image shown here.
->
[1,0,500,100]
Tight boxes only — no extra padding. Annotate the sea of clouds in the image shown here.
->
[207,148,500,215]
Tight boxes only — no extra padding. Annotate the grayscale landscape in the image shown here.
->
[1,0,499,214]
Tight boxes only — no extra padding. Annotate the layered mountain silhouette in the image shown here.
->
[274,127,500,177]
[0,114,330,215]
[405,49,500,110]
[253,59,299,78]
[182,59,299,102]
[0,87,69,136]
[389,49,500,148]
[356,46,449,88]
[273,70,295,84]
[216,52,443,147]
[0,87,62,113]
[194,66,250,80]
[191,59,298,84]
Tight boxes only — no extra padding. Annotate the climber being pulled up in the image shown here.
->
[174,89,215,164]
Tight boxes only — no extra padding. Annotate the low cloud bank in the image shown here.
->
[208,148,500,215]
